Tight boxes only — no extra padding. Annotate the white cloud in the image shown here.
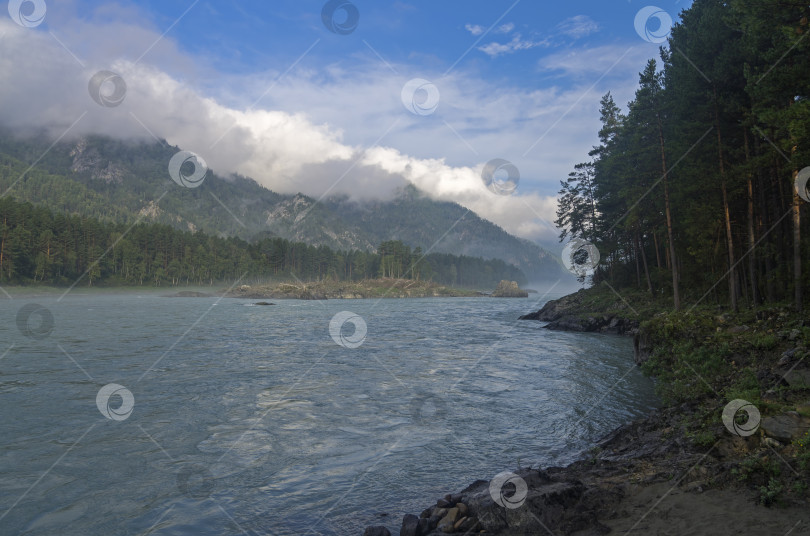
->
[478,34,548,58]
[538,44,656,82]
[465,24,484,36]
[496,23,515,34]
[558,15,599,39]
[0,13,649,243]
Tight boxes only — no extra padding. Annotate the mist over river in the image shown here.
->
[0,290,658,535]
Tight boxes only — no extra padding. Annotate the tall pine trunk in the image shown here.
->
[657,110,680,310]
[714,87,737,311]
[793,168,803,311]
[744,130,759,306]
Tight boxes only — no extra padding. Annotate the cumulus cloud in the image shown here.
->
[0,9,650,243]
[464,24,484,36]
[496,23,515,34]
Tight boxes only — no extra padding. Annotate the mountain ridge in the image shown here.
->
[0,131,568,282]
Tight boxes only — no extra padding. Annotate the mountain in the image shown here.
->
[0,131,568,282]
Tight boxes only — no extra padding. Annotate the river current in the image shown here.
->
[0,289,658,535]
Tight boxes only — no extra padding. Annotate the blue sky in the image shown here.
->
[115,1,680,79]
[1,0,692,243]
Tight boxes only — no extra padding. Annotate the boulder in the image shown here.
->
[400,514,420,536]
[784,369,810,388]
[761,412,810,442]
[454,469,586,534]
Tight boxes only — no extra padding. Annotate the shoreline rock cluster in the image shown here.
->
[367,403,810,535]
[518,290,638,335]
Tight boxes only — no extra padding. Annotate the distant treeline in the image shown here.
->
[0,197,526,288]
[556,0,810,311]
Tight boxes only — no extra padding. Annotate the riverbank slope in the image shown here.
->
[369,284,810,535]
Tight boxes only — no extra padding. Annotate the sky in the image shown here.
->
[0,0,693,245]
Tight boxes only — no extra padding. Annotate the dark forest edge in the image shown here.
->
[555,0,809,314]
[0,197,528,290]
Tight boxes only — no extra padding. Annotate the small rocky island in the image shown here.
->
[490,280,529,298]
[225,279,482,300]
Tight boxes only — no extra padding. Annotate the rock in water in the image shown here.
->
[491,280,529,298]
[400,514,420,536]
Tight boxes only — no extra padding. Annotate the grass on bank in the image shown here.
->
[551,283,810,506]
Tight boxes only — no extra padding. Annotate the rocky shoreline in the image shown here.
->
[367,404,808,535]
[518,288,638,336]
[365,288,810,535]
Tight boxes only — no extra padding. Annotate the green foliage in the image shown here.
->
[794,430,810,472]
[750,334,778,351]
[0,197,525,288]
[725,369,761,405]
[555,0,810,310]
[759,477,784,506]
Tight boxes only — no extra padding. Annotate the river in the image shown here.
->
[0,289,658,535]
